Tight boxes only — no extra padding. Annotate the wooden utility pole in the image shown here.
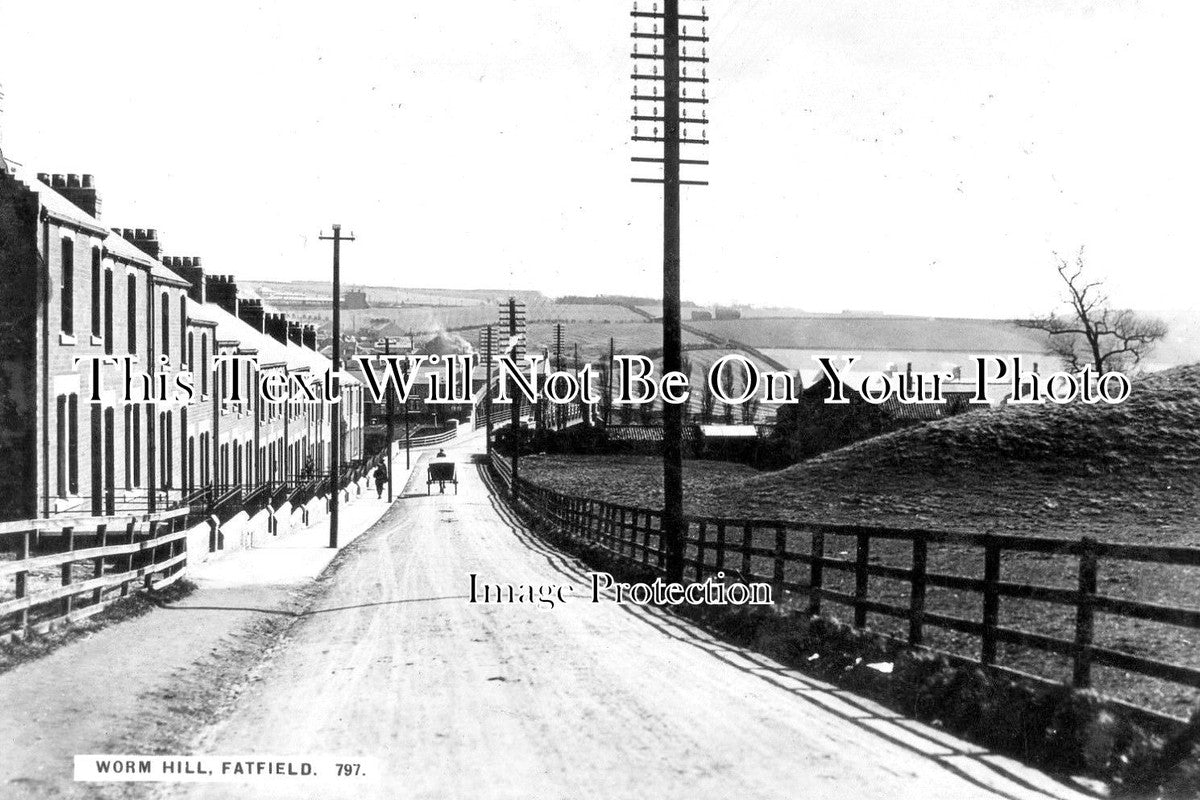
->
[483,325,495,454]
[319,224,355,548]
[505,297,522,501]
[631,0,708,582]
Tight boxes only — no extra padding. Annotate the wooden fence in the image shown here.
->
[0,507,191,642]
[489,454,1200,727]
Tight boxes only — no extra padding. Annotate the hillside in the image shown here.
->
[707,364,1200,542]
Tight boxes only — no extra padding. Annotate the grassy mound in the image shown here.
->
[709,364,1200,542]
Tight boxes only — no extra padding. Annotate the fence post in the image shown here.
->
[740,524,751,582]
[773,527,787,601]
[695,522,706,582]
[854,531,870,628]
[714,522,725,575]
[909,536,927,646]
[1073,537,1098,688]
[981,537,1001,665]
[143,520,160,591]
[809,528,824,616]
[123,519,137,595]
[641,510,652,565]
[60,525,76,617]
[92,523,108,606]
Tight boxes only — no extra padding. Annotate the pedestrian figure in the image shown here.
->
[373,462,389,499]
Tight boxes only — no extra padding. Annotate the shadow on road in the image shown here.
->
[148,595,470,617]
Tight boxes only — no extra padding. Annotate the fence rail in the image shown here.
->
[489,453,1200,727]
[0,507,191,642]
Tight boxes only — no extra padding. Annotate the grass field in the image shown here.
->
[524,321,706,363]
[690,315,1050,352]
[520,365,1200,717]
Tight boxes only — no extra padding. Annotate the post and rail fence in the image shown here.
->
[488,452,1200,731]
[0,507,190,643]
[2,449,392,644]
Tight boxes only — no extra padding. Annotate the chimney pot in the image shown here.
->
[37,173,49,184]
[145,228,156,239]
[192,256,202,267]
[81,174,94,189]
[51,174,65,187]
[182,257,193,268]
[135,228,146,239]
[67,174,81,188]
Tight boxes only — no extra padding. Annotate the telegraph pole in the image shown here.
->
[401,356,411,470]
[483,325,495,454]
[631,0,708,582]
[319,224,355,548]
[503,297,524,501]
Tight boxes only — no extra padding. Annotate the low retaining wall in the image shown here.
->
[184,475,372,566]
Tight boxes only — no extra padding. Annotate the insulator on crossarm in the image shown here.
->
[683,127,688,137]
[634,126,639,135]
[682,86,688,97]
[654,105,659,115]
[683,46,688,56]
[654,127,659,136]
[653,64,658,75]
[701,5,706,15]
[682,66,688,76]
[653,2,658,11]
[653,43,658,54]
[702,47,707,58]
[701,87,707,98]
[702,68,707,79]
[633,43,638,54]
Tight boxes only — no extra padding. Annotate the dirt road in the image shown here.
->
[145,440,1093,800]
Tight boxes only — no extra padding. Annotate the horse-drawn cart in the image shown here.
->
[427,460,458,494]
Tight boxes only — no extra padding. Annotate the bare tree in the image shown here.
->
[1021,249,1167,375]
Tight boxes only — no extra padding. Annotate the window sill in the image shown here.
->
[59,332,77,345]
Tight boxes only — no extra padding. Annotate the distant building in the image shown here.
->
[690,309,713,321]
[344,290,369,309]
[713,306,741,320]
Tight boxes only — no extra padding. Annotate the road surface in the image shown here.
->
[157,439,1093,800]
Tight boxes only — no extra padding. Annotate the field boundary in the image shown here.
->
[0,507,191,643]
[488,452,1200,731]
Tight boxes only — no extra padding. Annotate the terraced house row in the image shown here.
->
[0,167,365,522]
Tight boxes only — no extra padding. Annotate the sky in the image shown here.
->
[0,0,1196,318]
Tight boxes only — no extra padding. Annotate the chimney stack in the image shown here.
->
[238,298,265,333]
[167,255,206,304]
[52,173,102,218]
[205,274,238,316]
[117,227,161,259]
[264,313,289,345]
[302,325,317,350]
